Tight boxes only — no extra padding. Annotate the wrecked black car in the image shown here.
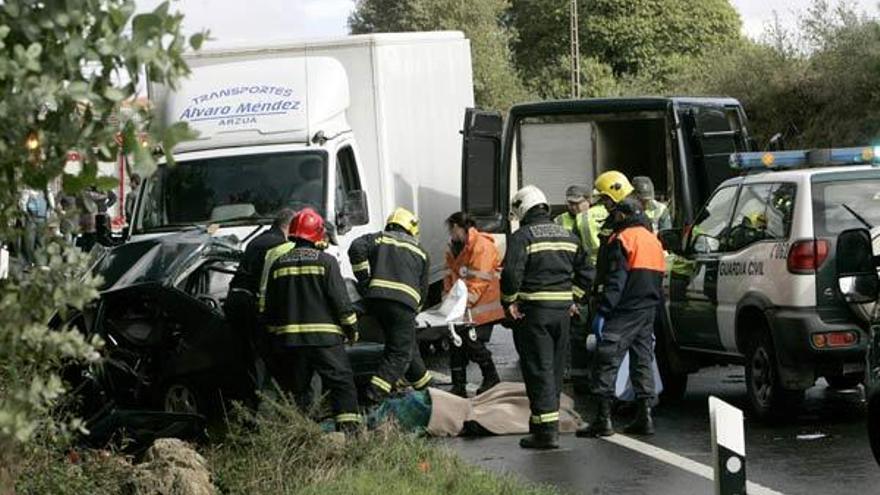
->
[54,228,382,445]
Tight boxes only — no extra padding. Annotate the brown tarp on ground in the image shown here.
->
[426,382,583,437]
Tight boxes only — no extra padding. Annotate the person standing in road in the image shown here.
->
[19,187,50,266]
[631,176,671,233]
[502,185,594,450]
[349,207,433,403]
[443,211,503,397]
[263,208,362,433]
[578,171,666,438]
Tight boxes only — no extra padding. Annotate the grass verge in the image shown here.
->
[209,394,561,495]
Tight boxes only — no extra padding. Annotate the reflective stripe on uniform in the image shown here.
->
[501,293,518,303]
[526,241,578,254]
[371,376,392,393]
[413,371,432,390]
[518,291,573,302]
[572,285,586,299]
[352,261,370,273]
[335,413,362,423]
[340,313,357,326]
[530,411,560,424]
[272,266,325,279]
[258,242,296,312]
[375,236,427,260]
[369,278,421,304]
[267,323,344,335]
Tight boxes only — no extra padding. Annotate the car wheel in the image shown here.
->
[826,375,863,390]
[156,380,217,416]
[868,392,880,466]
[745,328,804,421]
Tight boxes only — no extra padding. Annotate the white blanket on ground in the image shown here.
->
[426,382,583,437]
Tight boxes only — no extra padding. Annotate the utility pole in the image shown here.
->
[570,0,581,99]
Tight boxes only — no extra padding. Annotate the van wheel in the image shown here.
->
[868,392,880,466]
[745,328,804,421]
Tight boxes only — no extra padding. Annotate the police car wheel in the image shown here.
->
[745,329,804,421]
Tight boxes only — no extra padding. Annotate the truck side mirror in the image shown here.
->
[836,228,879,303]
[658,229,683,255]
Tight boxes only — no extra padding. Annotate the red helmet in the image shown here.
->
[289,208,325,243]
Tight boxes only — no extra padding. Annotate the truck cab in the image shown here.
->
[461,97,753,233]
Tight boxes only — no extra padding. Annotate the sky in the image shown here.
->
[137,0,880,46]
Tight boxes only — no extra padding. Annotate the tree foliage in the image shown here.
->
[668,0,880,148]
[511,0,741,95]
[349,0,529,111]
[0,0,199,489]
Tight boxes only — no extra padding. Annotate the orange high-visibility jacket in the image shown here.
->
[443,227,505,325]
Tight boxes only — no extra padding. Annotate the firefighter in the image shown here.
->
[349,207,433,403]
[225,208,296,391]
[554,185,595,386]
[502,185,594,449]
[443,211,503,397]
[577,171,666,438]
[262,208,362,433]
[631,176,671,233]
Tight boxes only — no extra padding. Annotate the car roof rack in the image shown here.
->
[729,146,880,172]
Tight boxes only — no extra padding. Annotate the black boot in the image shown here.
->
[450,367,468,398]
[336,420,362,437]
[576,398,614,437]
[622,399,655,435]
[519,423,560,450]
[476,362,500,395]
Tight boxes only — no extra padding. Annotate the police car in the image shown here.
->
[657,147,880,420]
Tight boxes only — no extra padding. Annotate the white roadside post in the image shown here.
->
[709,396,746,495]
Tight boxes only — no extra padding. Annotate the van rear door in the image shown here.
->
[460,108,505,232]
[676,102,751,214]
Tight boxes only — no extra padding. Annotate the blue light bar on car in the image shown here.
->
[729,146,880,171]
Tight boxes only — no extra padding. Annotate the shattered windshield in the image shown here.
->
[136,150,327,232]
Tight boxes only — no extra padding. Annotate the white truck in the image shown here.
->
[131,32,474,289]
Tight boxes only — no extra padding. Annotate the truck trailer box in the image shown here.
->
[137,32,474,285]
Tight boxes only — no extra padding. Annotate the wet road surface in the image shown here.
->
[424,328,880,494]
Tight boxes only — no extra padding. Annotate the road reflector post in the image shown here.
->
[709,396,746,495]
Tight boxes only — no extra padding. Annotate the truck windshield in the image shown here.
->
[813,177,880,235]
[137,150,326,232]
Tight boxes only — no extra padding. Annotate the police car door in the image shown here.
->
[714,182,796,353]
[668,184,739,350]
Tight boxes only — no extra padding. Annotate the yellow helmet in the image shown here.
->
[594,170,634,204]
[386,207,420,237]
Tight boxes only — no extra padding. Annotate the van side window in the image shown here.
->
[724,183,796,252]
[335,146,367,225]
[689,185,738,254]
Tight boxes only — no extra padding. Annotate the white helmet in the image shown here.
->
[510,185,548,220]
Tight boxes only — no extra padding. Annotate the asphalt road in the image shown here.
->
[424,328,880,495]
